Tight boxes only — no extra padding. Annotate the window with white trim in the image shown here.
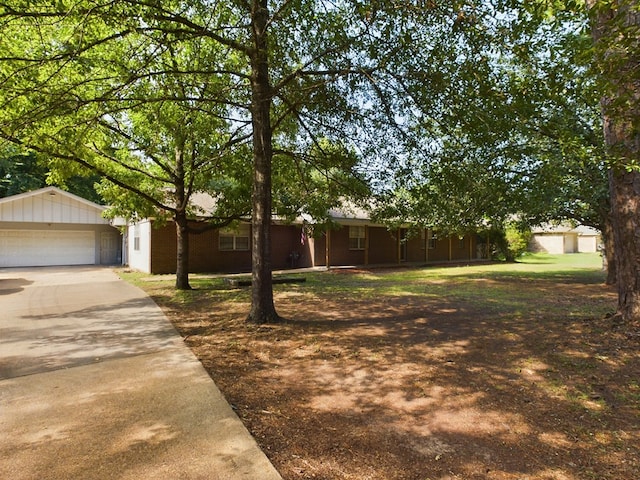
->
[427,232,437,249]
[133,224,141,251]
[349,225,366,250]
[219,224,250,251]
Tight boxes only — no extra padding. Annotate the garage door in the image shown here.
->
[0,230,95,267]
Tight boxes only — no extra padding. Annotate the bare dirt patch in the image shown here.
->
[146,267,639,480]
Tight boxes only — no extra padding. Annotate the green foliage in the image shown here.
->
[505,223,532,260]
[372,1,608,240]
[0,149,47,197]
[0,1,617,300]
[587,0,640,173]
[273,139,370,226]
[0,2,255,225]
[0,0,389,224]
[0,146,103,202]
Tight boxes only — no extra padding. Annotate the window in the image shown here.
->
[133,224,140,251]
[427,232,437,249]
[219,224,250,251]
[349,225,366,250]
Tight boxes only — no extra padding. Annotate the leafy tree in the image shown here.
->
[0,0,388,321]
[504,223,532,261]
[374,2,611,274]
[0,146,103,202]
[0,3,254,290]
[586,0,640,321]
[0,149,48,197]
[273,139,370,224]
[504,3,613,278]
[2,0,619,324]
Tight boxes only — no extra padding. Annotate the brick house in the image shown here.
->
[126,205,483,274]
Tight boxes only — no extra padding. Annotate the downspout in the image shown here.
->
[148,221,153,274]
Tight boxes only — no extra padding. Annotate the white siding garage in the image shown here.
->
[0,230,95,267]
[530,223,602,254]
[0,187,122,267]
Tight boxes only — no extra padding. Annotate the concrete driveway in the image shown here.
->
[0,266,281,480]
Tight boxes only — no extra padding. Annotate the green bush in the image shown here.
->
[487,224,532,262]
[505,224,532,261]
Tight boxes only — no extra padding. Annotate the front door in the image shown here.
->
[100,231,120,265]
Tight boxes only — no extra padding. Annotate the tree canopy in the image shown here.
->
[1,1,633,320]
[587,0,640,320]
[372,3,608,255]
[0,146,103,202]
[0,0,384,313]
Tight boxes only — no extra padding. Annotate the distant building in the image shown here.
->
[529,223,601,254]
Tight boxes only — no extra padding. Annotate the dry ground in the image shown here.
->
[128,256,640,480]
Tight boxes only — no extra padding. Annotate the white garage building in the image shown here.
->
[529,223,601,254]
[0,187,122,267]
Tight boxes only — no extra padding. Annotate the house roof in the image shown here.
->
[325,204,374,225]
[189,192,218,214]
[184,192,378,226]
[531,222,600,236]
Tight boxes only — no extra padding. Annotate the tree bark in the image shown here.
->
[602,213,616,285]
[175,210,191,290]
[588,0,640,320]
[609,167,640,318]
[174,142,191,290]
[246,0,280,323]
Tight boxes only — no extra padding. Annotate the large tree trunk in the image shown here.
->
[246,0,280,323]
[588,0,640,320]
[609,167,640,318]
[174,142,191,290]
[175,210,191,290]
[602,213,616,285]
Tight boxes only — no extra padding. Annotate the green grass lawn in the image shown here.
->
[291,253,610,319]
[120,252,610,318]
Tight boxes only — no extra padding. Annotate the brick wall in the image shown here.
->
[149,221,312,274]
[148,220,480,274]
[367,226,398,264]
